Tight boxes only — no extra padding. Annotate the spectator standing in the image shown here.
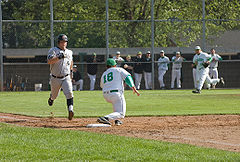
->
[113,51,125,67]
[87,53,99,90]
[171,52,185,89]
[72,65,83,91]
[157,50,170,89]
[133,51,144,90]
[122,55,134,75]
[143,51,152,90]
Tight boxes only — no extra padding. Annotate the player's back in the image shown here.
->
[101,67,129,92]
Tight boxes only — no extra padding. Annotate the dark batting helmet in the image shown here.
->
[57,34,68,42]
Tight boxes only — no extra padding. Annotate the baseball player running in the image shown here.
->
[192,46,224,93]
[171,51,185,89]
[97,59,140,126]
[209,48,223,89]
[47,34,74,120]
[157,50,170,89]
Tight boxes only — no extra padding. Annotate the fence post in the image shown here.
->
[202,0,206,51]
[105,0,109,60]
[151,0,155,90]
[0,0,3,91]
[50,0,54,48]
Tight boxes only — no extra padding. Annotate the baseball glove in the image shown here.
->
[57,51,65,59]
[192,64,196,68]
[202,62,209,68]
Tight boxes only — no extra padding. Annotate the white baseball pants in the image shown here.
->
[158,69,167,88]
[209,68,219,86]
[50,75,73,100]
[196,68,220,90]
[144,72,152,89]
[192,68,197,89]
[87,73,96,91]
[72,79,83,91]
[103,91,126,120]
[171,69,181,88]
[134,73,142,90]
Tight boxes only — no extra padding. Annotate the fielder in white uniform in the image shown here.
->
[98,59,140,125]
[157,50,170,89]
[192,46,224,93]
[209,48,223,89]
[171,52,185,89]
[47,34,74,120]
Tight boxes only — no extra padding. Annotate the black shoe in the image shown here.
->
[115,120,123,126]
[160,87,165,90]
[220,77,225,85]
[97,117,111,125]
[192,89,201,94]
[68,111,74,120]
[48,98,54,106]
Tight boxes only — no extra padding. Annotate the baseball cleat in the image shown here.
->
[68,111,74,120]
[115,120,123,126]
[97,117,111,125]
[48,98,54,106]
[220,77,225,85]
[192,89,201,94]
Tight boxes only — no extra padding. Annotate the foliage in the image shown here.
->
[2,0,240,48]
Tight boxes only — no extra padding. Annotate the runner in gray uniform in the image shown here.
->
[47,34,74,120]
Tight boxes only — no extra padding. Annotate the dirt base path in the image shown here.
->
[0,113,240,152]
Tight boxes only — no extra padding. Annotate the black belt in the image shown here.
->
[173,68,180,70]
[103,90,119,94]
[52,74,69,79]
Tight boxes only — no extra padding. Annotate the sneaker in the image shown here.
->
[115,120,123,126]
[220,77,225,85]
[68,111,74,120]
[192,89,201,94]
[97,117,111,125]
[48,98,54,106]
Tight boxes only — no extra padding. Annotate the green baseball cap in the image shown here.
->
[106,58,117,66]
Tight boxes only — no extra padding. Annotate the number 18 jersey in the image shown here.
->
[100,67,130,92]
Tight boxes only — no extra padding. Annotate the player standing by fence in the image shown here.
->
[171,52,185,89]
[157,50,170,89]
[47,34,74,120]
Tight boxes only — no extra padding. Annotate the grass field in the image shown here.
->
[0,89,240,161]
[0,89,239,117]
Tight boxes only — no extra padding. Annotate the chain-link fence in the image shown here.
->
[1,0,240,91]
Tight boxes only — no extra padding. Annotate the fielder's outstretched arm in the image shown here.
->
[125,75,140,96]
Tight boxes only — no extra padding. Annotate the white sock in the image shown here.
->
[68,105,73,112]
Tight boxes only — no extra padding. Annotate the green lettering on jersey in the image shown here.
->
[104,72,113,83]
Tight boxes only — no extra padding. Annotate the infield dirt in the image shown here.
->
[0,113,239,152]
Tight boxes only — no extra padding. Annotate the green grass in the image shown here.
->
[0,89,239,117]
[0,90,240,161]
[0,123,239,161]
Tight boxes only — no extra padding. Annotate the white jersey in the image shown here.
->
[195,52,211,70]
[158,56,170,70]
[113,56,125,67]
[100,67,130,92]
[210,54,222,68]
[47,47,73,76]
[172,56,184,69]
